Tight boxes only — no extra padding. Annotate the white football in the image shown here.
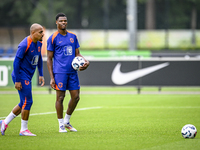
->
[181,124,197,139]
[71,56,85,71]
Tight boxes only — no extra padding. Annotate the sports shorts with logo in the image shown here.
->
[12,76,33,110]
[54,73,80,91]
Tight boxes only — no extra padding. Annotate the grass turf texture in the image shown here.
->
[0,88,200,150]
[1,86,200,92]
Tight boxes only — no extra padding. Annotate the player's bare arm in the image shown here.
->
[47,50,55,89]
[75,48,89,71]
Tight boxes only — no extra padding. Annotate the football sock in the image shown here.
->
[58,118,64,127]
[21,119,28,131]
[64,114,71,124]
[4,111,17,125]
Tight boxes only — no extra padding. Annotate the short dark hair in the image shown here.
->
[56,13,66,21]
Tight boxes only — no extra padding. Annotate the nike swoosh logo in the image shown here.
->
[111,62,169,85]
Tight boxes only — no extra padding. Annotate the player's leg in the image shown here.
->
[64,89,79,132]
[64,73,80,132]
[67,89,80,115]
[0,105,21,135]
[54,73,68,132]
[12,105,22,115]
[55,90,68,132]
[56,90,66,119]
[1,76,22,135]
[18,79,36,136]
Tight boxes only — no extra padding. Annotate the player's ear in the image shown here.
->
[31,30,35,35]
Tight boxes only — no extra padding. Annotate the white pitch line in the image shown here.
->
[0,106,199,119]
[103,106,200,109]
[0,107,102,119]
[75,107,102,111]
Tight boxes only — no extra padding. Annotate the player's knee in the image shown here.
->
[74,96,80,103]
[57,95,65,102]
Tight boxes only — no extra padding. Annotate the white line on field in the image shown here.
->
[103,106,200,109]
[0,107,102,119]
[0,106,199,119]
[75,107,102,111]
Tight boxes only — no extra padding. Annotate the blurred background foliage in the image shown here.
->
[0,0,200,30]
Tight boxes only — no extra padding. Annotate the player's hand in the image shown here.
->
[39,76,45,86]
[50,78,55,89]
[79,60,90,71]
[15,82,22,91]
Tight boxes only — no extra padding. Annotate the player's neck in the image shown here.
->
[30,35,37,43]
[58,29,67,35]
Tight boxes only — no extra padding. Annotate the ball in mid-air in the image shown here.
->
[71,56,85,71]
[181,124,197,139]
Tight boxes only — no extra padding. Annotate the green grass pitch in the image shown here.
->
[0,87,200,150]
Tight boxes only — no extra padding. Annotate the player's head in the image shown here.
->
[56,13,66,21]
[56,13,67,30]
[30,23,44,42]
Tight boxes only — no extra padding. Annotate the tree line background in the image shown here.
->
[0,0,199,30]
